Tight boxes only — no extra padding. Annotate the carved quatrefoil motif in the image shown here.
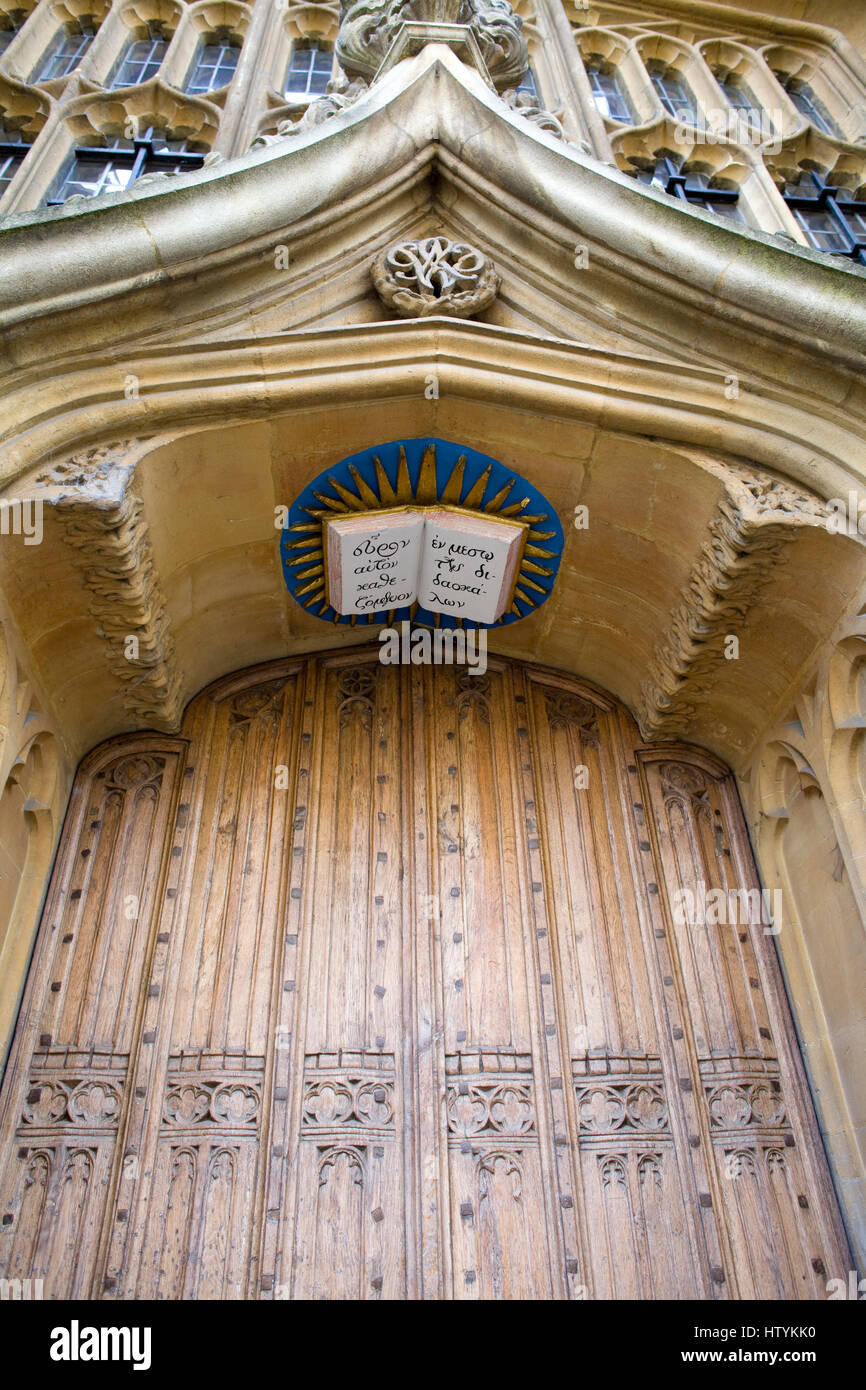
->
[372,237,500,319]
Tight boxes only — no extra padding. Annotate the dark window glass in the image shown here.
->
[186,36,240,93]
[0,20,21,53]
[35,24,95,81]
[0,124,29,197]
[634,155,744,221]
[110,29,168,88]
[782,170,866,264]
[46,126,205,204]
[648,63,695,123]
[716,73,764,130]
[516,66,538,99]
[587,62,631,122]
[286,43,332,98]
[781,77,839,137]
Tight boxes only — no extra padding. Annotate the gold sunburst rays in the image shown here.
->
[284,441,558,623]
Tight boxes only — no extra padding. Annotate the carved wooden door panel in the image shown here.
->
[0,652,851,1298]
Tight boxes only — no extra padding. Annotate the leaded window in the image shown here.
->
[780,77,840,137]
[515,66,538,99]
[46,127,205,204]
[286,42,332,99]
[0,123,29,197]
[782,170,866,264]
[186,34,241,94]
[647,62,696,123]
[34,23,95,81]
[586,61,631,122]
[635,155,744,222]
[110,27,169,89]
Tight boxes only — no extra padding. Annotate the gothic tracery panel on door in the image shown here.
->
[0,653,851,1299]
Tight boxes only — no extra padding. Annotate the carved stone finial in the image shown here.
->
[336,0,529,93]
[371,236,499,318]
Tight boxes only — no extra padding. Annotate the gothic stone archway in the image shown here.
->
[0,650,851,1298]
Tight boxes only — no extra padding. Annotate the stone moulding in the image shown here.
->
[638,465,838,742]
[44,455,185,732]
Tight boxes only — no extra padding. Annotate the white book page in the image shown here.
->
[328,513,424,614]
[418,513,522,625]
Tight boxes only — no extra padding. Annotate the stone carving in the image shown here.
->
[336,0,529,93]
[55,485,185,732]
[34,440,137,488]
[503,88,568,141]
[372,236,499,318]
[722,461,833,524]
[638,477,817,741]
[252,79,369,146]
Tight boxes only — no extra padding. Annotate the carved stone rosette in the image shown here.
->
[372,236,500,318]
[336,0,529,92]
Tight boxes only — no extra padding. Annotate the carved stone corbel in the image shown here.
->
[36,444,185,732]
[638,464,837,742]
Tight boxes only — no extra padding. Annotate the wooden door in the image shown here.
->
[0,651,851,1298]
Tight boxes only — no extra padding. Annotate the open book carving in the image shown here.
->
[326,507,528,624]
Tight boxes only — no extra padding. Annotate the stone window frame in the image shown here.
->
[31,14,97,81]
[783,171,866,265]
[183,27,242,96]
[0,4,34,55]
[2,72,217,209]
[573,29,657,130]
[509,1,557,117]
[611,120,798,238]
[584,56,631,124]
[87,0,184,94]
[632,34,723,132]
[159,1,250,104]
[696,39,793,150]
[107,19,172,89]
[563,4,866,153]
[258,4,339,119]
[616,135,765,228]
[765,145,866,265]
[760,43,866,147]
[0,0,108,94]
